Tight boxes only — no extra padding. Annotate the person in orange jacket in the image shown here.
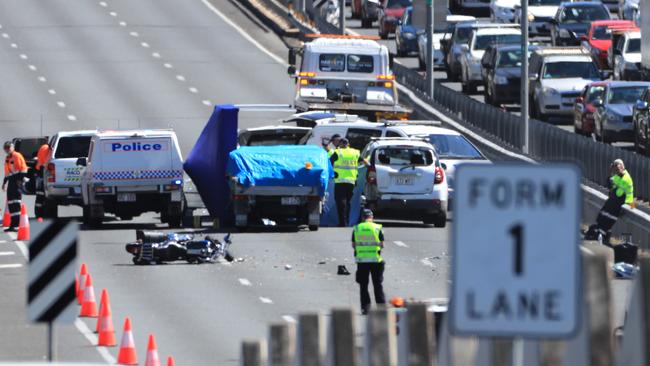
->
[3,141,27,231]
[34,143,51,217]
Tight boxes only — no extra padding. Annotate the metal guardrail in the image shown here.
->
[393,63,650,202]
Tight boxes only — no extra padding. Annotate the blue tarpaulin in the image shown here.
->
[183,105,238,221]
[226,145,333,197]
[319,166,366,227]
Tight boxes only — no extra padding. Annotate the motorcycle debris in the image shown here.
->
[285,264,293,270]
[318,261,326,265]
[337,265,350,275]
[235,257,245,262]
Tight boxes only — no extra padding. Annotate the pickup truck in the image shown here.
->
[226,145,332,231]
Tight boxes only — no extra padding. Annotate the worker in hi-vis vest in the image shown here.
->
[352,209,386,315]
[330,138,361,227]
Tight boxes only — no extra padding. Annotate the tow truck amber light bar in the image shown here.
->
[368,81,393,88]
[299,72,316,77]
[376,111,409,120]
[305,34,381,41]
[377,75,395,81]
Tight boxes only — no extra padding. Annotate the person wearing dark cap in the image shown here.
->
[352,209,385,315]
[3,141,27,232]
[330,138,360,227]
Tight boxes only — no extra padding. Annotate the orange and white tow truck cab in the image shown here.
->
[287,34,411,121]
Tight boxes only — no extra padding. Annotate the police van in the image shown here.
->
[78,130,184,227]
[287,34,410,121]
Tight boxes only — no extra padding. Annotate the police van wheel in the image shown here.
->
[433,213,447,228]
[308,225,319,232]
[82,206,102,228]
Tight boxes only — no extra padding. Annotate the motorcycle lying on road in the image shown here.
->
[125,230,234,265]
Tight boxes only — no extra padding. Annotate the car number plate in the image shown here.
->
[117,193,136,202]
[281,197,300,205]
[395,176,414,185]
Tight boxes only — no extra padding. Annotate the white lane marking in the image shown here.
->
[2,33,10,39]
[119,21,127,27]
[109,11,118,17]
[19,54,28,60]
[99,1,108,7]
[0,251,15,256]
[202,100,212,106]
[48,89,56,95]
[0,240,7,243]
[188,86,198,93]
[393,241,408,248]
[421,258,434,268]
[163,63,173,69]
[10,43,17,48]
[14,240,27,258]
[28,65,37,71]
[175,75,186,81]
[259,297,273,304]
[0,264,22,269]
[238,278,252,286]
[37,76,47,82]
[140,42,150,48]
[151,52,161,58]
[57,101,66,108]
[67,114,77,121]
[129,31,139,37]
[75,319,116,364]
[200,0,285,66]
[282,315,296,323]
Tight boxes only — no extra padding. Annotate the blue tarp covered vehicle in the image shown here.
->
[226,145,333,230]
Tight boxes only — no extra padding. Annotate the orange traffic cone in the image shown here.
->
[79,274,98,317]
[96,289,108,333]
[77,264,88,305]
[145,334,161,366]
[2,200,9,227]
[96,290,116,347]
[166,356,175,366]
[16,203,29,240]
[117,318,138,365]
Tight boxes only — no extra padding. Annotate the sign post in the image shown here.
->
[450,164,581,342]
[28,219,78,362]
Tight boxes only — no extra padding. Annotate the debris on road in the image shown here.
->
[337,265,350,275]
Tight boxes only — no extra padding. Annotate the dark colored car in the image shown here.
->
[592,81,650,143]
[632,88,650,155]
[378,0,412,39]
[481,45,538,106]
[395,7,420,57]
[360,0,381,28]
[573,82,606,135]
[551,2,611,46]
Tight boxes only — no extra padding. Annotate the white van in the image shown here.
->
[79,130,184,227]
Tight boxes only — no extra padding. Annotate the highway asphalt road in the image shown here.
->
[0,0,448,363]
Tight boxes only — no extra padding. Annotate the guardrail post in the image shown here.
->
[364,307,397,366]
[270,323,296,366]
[406,303,435,366]
[616,256,650,366]
[297,313,325,366]
[326,308,358,366]
[242,339,267,366]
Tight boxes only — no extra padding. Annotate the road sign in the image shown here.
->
[450,164,581,338]
[28,219,78,324]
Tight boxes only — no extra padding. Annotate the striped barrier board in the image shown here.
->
[28,219,78,324]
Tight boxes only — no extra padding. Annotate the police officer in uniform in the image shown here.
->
[3,141,28,232]
[330,138,360,227]
[352,209,386,314]
[34,143,51,218]
[586,159,634,245]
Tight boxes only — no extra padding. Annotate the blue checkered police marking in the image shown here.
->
[92,170,182,181]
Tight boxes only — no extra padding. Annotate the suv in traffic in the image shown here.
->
[612,30,641,81]
[528,48,603,121]
[550,2,611,46]
[459,27,521,94]
[360,138,448,227]
[481,44,538,106]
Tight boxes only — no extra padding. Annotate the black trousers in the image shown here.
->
[35,170,45,218]
[6,177,22,228]
[356,262,386,311]
[595,195,625,236]
[335,183,354,227]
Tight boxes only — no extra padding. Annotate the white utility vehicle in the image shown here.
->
[79,129,184,227]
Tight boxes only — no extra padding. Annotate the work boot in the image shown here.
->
[3,227,16,232]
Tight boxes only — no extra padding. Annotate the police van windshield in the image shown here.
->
[54,136,92,159]
[376,148,434,166]
[319,54,374,73]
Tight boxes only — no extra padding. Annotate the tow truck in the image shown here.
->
[287,34,411,122]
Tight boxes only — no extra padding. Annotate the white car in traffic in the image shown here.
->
[490,0,518,22]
